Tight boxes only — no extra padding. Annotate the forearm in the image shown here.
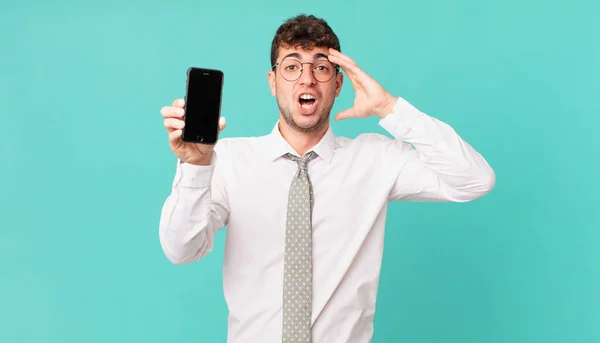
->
[159,162,224,264]
[382,97,495,202]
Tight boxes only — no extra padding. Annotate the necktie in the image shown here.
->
[282,151,316,343]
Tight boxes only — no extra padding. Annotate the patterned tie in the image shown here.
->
[282,151,317,343]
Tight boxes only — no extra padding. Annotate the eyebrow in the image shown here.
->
[281,52,329,61]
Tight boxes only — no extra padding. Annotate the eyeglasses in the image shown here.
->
[272,59,339,83]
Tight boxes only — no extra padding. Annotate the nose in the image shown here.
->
[298,64,317,85]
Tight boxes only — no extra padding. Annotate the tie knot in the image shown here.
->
[287,151,316,171]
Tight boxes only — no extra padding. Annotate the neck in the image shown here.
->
[278,120,328,156]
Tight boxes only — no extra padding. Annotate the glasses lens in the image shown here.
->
[313,61,335,82]
[280,59,302,81]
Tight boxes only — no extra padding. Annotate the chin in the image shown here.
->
[291,112,328,132]
[278,98,331,132]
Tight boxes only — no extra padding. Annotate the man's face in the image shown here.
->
[268,45,343,133]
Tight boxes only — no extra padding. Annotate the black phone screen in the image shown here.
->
[182,68,223,144]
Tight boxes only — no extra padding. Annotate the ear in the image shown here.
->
[334,71,343,97]
[268,70,277,96]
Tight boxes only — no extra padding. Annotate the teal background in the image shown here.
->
[1,0,599,342]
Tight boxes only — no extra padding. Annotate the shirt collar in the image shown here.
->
[265,120,335,163]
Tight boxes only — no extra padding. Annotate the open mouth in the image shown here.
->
[298,93,317,114]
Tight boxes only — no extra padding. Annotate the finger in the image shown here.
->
[329,57,361,89]
[168,129,183,143]
[327,54,361,82]
[172,98,185,108]
[164,118,185,132]
[328,48,358,67]
[335,108,357,121]
[327,53,355,71]
[160,106,185,118]
[218,116,227,131]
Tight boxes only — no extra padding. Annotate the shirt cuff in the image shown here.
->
[378,97,424,140]
[175,153,217,188]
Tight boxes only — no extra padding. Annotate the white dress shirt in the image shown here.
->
[159,97,495,343]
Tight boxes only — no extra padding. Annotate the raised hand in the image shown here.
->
[327,48,398,120]
[161,98,226,165]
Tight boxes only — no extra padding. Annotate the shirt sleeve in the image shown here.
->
[379,97,496,202]
[158,148,230,264]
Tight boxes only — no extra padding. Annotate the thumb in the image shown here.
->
[219,116,227,131]
[334,108,356,121]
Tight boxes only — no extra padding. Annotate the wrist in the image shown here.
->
[376,93,398,119]
[185,150,214,166]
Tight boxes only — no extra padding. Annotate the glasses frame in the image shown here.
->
[271,59,340,83]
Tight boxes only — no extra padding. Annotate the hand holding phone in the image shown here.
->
[160,67,226,166]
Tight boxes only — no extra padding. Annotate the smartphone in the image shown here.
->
[181,67,224,144]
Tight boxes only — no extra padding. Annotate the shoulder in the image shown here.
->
[212,134,271,159]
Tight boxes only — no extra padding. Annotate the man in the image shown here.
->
[159,14,495,343]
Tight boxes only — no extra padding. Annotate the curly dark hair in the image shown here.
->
[270,14,341,68]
